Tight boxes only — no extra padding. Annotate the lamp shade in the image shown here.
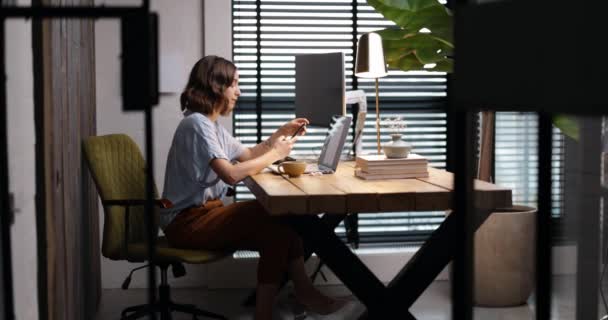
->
[355,32,388,78]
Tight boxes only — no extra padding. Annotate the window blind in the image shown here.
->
[494,112,565,218]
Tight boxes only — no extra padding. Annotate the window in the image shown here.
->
[232,0,565,244]
[494,112,565,236]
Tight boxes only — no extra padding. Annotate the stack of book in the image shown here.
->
[354,154,429,180]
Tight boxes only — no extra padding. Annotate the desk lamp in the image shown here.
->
[355,32,388,154]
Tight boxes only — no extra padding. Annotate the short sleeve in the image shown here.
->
[191,116,229,164]
[175,116,225,188]
[218,125,246,161]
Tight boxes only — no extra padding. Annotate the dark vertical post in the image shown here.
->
[450,111,475,320]
[0,18,16,320]
[345,0,361,246]
[31,8,49,320]
[446,114,455,172]
[449,0,474,317]
[144,107,157,320]
[139,2,158,319]
[255,0,262,144]
[536,113,552,320]
[445,0,456,174]
[575,117,601,320]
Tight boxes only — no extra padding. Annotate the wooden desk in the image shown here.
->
[244,162,511,214]
[244,162,512,319]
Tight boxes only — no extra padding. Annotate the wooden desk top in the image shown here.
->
[243,162,512,215]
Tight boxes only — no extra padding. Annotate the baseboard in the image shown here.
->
[102,245,577,289]
[206,246,434,289]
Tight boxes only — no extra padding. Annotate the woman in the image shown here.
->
[160,56,345,320]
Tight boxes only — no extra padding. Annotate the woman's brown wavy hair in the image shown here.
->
[180,56,237,115]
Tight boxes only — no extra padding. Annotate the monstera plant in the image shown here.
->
[367,0,453,72]
[367,0,579,139]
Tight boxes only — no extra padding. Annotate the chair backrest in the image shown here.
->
[82,134,159,260]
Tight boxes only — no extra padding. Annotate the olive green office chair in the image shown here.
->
[83,134,231,320]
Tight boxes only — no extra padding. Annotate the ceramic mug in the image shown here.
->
[278,161,307,178]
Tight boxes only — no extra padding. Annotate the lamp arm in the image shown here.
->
[345,89,367,109]
[346,90,368,156]
[375,78,381,154]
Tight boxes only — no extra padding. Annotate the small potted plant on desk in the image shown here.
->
[381,115,412,159]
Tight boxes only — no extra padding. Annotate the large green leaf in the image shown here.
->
[553,115,579,140]
[368,0,453,72]
[378,29,453,72]
[368,0,453,42]
[388,53,453,72]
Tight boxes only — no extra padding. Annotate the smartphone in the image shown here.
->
[291,123,306,139]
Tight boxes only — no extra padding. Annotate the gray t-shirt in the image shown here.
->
[159,112,246,229]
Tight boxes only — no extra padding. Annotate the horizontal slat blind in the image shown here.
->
[233,0,449,243]
[494,112,565,218]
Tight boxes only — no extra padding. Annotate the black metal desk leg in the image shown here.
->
[386,208,493,309]
[291,215,417,319]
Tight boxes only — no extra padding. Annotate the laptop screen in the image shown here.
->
[318,115,352,171]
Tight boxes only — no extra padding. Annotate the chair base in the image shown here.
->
[121,265,227,320]
[121,298,227,320]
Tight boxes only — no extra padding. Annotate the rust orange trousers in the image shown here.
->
[163,199,304,284]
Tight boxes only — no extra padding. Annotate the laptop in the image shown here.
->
[272,115,352,175]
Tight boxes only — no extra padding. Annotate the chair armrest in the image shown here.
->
[103,198,174,209]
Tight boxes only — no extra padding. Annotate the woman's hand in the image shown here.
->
[238,118,308,163]
[275,118,309,138]
[272,135,297,159]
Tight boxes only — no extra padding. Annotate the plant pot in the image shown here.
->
[382,134,412,158]
[446,205,536,307]
[474,205,537,307]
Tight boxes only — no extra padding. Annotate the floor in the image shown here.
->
[95,276,595,320]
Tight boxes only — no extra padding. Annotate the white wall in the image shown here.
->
[5,0,39,317]
[204,0,233,131]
